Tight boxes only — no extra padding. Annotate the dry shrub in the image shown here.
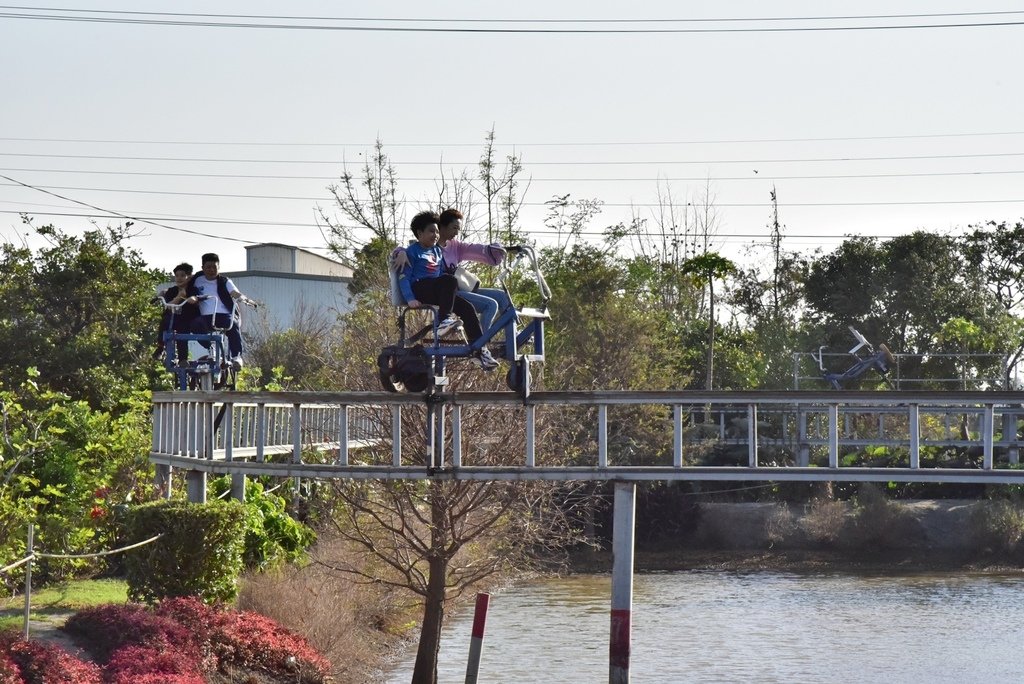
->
[765,505,801,548]
[842,484,922,551]
[801,498,850,546]
[968,499,1024,555]
[238,539,413,683]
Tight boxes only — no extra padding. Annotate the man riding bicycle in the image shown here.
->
[184,252,251,369]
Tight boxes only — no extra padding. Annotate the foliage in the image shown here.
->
[0,649,19,684]
[0,372,153,592]
[969,498,1024,556]
[0,630,102,684]
[123,499,247,604]
[0,221,165,411]
[64,603,194,664]
[65,597,331,683]
[209,477,316,570]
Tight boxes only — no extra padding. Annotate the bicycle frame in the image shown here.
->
[812,326,895,390]
[158,296,251,391]
[382,245,550,397]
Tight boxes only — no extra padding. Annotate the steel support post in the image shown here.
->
[797,408,809,467]
[609,481,635,684]
[230,473,246,502]
[983,404,995,470]
[828,404,839,468]
[154,464,173,499]
[186,470,207,503]
[1007,411,1020,465]
[747,404,758,467]
[909,404,920,469]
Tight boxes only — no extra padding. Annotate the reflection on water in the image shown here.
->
[387,571,1024,683]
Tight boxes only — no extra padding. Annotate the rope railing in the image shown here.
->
[1,534,163,572]
[2,528,164,640]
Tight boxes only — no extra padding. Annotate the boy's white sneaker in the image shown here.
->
[474,347,499,372]
[436,314,463,337]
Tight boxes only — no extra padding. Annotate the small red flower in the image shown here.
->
[89,505,105,519]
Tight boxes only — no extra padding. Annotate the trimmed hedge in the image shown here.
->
[124,499,247,604]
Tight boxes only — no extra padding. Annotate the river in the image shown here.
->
[386,570,1024,683]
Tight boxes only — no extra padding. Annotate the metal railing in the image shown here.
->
[150,390,1024,484]
[792,352,1011,390]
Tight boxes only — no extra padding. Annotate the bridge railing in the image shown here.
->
[150,390,1024,483]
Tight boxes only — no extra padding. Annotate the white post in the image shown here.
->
[610,482,635,684]
[747,404,758,468]
[337,405,349,466]
[23,523,33,639]
[256,403,266,462]
[673,405,683,468]
[526,405,536,467]
[464,592,490,684]
[909,404,920,469]
[828,404,839,468]
[452,405,462,468]
[598,405,608,468]
[983,404,995,470]
[392,406,402,466]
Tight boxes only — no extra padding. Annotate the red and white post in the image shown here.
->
[609,481,635,683]
[465,592,490,684]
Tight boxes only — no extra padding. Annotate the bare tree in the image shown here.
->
[316,291,584,684]
[319,138,404,260]
[313,135,587,682]
[471,127,530,245]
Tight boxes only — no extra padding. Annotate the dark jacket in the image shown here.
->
[187,274,235,315]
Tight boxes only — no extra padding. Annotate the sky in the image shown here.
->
[1,1,1023,274]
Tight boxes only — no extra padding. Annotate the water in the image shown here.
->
[386,571,1024,683]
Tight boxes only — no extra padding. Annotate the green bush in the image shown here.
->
[209,477,315,571]
[0,372,154,593]
[124,499,247,604]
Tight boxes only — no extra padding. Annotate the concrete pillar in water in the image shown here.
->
[610,481,635,684]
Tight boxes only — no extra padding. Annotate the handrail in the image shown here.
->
[151,390,1024,484]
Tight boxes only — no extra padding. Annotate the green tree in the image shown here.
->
[681,252,737,390]
[803,231,1002,386]
[0,369,153,591]
[0,221,165,410]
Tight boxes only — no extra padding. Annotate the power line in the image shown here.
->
[3,130,1024,147]
[4,166,1024,183]
[0,173,321,246]
[2,181,1022,209]
[4,6,1024,25]
[2,7,1023,32]
[3,151,1024,165]
[0,210,949,242]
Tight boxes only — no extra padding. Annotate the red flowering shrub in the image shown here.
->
[152,596,330,681]
[0,631,101,684]
[59,599,331,683]
[155,596,229,642]
[215,610,331,682]
[0,649,21,684]
[104,646,204,684]
[63,604,199,664]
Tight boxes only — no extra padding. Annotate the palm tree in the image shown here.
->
[681,252,737,390]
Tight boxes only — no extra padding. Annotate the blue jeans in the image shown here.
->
[458,287,511,331]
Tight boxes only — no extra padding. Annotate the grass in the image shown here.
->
[0,578,128,630]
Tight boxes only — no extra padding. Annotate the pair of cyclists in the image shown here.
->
[393,209,510,372]
[154,252,250,369]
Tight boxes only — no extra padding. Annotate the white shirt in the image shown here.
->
[194,275,238,315]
